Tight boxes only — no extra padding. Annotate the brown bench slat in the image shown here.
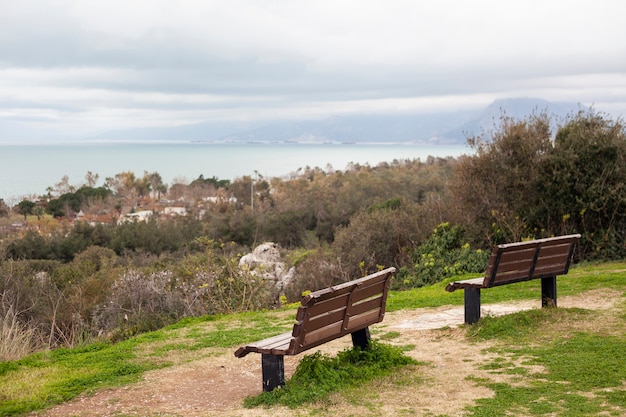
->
[297,293,386,341]
[295,273,389,331]
[301,308,346,333]
[296,295,388,352]
[303,292,352,320]
[351,278,389,300]
[349,294,386,317]
[298,307,383,349]
[345,308,384,331]
[300,321,344,348]
[489,240,577,286]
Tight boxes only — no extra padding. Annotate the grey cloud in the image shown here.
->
[0,0,625,142]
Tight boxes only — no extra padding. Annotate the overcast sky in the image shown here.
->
[1,0,625,141]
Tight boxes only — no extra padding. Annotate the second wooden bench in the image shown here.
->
[445,234,580,324]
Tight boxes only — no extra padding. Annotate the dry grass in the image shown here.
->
[0,307,36,362]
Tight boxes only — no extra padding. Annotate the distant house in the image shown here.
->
[71,209,118,227]
[118,210,154,224]
[203,195,237,204]
[163,206,187,216]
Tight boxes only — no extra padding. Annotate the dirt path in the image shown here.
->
[31,290,621,417]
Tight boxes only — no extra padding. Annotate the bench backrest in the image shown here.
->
[483,234,580,288]
[286,267,395,355]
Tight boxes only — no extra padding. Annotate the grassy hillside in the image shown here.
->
[1,261,625,417]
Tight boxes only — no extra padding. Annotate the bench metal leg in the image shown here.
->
[351,327,371,350]
[541,276,557,307]
[464,287,481,325]
[261,354,285,392]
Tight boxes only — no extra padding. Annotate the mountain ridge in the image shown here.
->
[92,97,589,144]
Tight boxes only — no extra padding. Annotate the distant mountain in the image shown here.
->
[442,98,588,141]
[93,98,588,144]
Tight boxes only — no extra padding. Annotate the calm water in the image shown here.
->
[0,142,470,202]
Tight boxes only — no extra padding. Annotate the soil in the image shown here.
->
[30,289,621,417]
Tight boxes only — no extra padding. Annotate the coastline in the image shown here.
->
[0,142,470,202]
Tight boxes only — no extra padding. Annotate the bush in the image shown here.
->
[397,223,489,289]
[93,270,183,339]
[331,199,437,280]
[93,239,276,341]
[281,247,346,303]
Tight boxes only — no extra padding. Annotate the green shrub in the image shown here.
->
[397,222,489,289]
[244,340,417,408]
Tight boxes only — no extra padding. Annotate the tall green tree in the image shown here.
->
[532,110,626,259]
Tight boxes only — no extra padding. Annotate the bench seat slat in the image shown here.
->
[445,276,484,291]
[234,331,294,357]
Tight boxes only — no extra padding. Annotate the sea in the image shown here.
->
[0,141,471,203]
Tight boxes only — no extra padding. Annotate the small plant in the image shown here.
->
[243,340,417,408]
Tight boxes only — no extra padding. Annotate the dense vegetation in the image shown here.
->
[1,109,625,358]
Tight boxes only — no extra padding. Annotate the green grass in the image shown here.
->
[466,307,594,341]
[464,306,626,416]
[0,340,152,417]
[0,261,625,416]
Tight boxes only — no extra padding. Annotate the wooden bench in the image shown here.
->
[445,234,580,325]
[234,267,395,392]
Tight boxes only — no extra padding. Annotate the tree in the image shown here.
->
[532,110,626,259]
[84,171,99,188]
[451,112,552,243]
[45,187,112,218]
[16,200,36,221]
[106,171,137,199]
[145,171,167,200]
[55,175,75,195]
[451,108,626,260]
[331,199,433,279]
[0,199,9,217]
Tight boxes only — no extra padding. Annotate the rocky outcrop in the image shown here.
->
[238,242,295,292]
